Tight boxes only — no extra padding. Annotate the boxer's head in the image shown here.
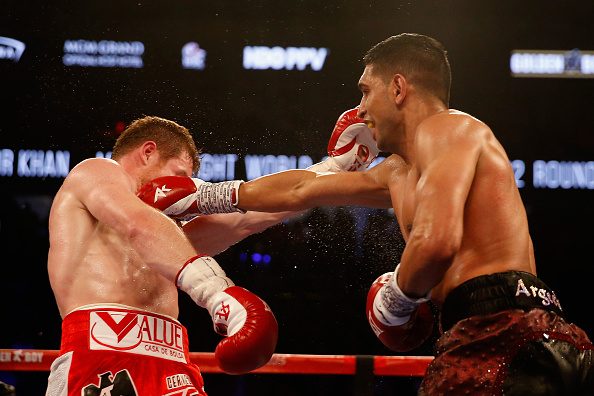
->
[363,33,451,107]
[112,116,201,174]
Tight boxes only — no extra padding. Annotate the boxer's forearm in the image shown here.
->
[237,170,318,212]
[238,169,392,212]
[397,220,460,299]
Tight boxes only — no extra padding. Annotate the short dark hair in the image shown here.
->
[364,33,451,106]
[112,116,201,174]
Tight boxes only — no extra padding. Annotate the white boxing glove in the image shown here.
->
[308,107,379,173]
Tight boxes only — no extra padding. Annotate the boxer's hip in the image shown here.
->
[439,270,564,333]
[420,271,594,395]
[48,304,207,396]
[59,303,190,364]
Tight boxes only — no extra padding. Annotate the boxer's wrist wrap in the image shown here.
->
[194,179,245,215]
[374,263,431,326]
[176,255,235,309]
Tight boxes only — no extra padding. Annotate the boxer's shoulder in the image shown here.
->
[65,158,125,185]
[380,154,408,169]
[69,157,120,175]
[419,110,490,143]
[59,158,132,200]
[367,154,409,183]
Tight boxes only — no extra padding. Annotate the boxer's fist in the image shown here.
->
[210,286,278,374]
[175,257,277,373]
[137,176,244,220]
[366,272,433,352]
[308,107,379,173]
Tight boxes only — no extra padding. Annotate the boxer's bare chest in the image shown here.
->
[85,224,171,295]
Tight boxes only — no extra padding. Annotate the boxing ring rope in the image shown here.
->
[0,349,432,376]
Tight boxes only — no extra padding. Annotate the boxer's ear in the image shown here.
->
[391,74,407,105]
[139,141,158,165]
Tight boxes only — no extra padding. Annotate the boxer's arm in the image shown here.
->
[397,115,482,298]
[138,107,389,219]
[69,159,277,374]
[69,158,200,281]
[237,155,403,212]
[182,210,303,256]
[529,236,536,275]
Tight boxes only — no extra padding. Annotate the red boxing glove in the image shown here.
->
[308,107,379,173]
[366,270,433,352]
[137,176,244,220]
[210,286,278,375]
[174,257,277,374]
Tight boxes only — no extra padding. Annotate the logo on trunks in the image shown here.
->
[515,278,563,311]
[89,311,186,363]
[166,374,193,390]
[83,369,138,396]
[161,388,201,396]
[162,374,202,396]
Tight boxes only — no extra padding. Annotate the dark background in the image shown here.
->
[1,1,593,395]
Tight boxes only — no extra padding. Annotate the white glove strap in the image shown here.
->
[210,291,247,336]
[176,255,235,309]
[306,157,340,175]
[373,264,431,326]
[193,179,246,215]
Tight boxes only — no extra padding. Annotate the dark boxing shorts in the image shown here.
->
[46,304,207,396]
[419,271,594,396]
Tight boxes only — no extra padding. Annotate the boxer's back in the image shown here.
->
[48,159,179,319]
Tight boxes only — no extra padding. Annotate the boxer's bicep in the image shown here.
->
[72,159,166,236]
[88,183,157,235]
[397,126,481,296]
[414,127,480,244]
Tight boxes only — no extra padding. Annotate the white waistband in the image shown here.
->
[69,303,180,324]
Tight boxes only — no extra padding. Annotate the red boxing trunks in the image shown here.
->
[46,304,207,396]
[420,271,594,395]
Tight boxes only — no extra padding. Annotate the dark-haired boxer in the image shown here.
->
[152,34,594,395]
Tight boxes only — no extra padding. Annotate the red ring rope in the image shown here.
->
[0,349,432,376]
